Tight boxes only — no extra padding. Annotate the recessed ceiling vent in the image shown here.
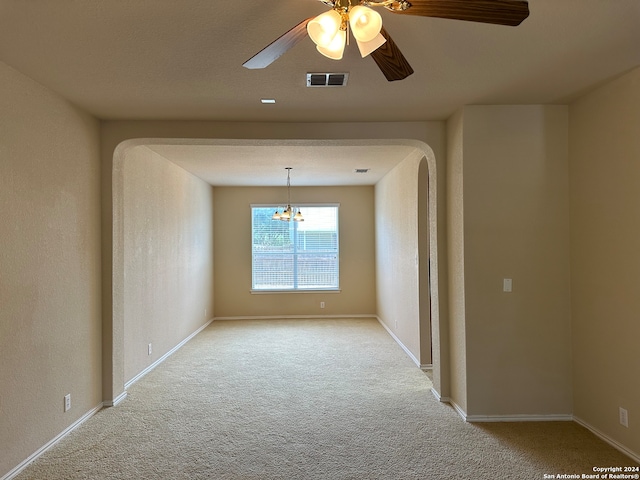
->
[306,73,349,87]
[354,168,370,174]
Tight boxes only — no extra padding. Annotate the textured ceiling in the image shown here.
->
[1,0,638,123]
[1,0,638,185]
[147,143,421,186]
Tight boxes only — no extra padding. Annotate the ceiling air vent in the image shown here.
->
[354,168,370,174]
[306,73,349,87]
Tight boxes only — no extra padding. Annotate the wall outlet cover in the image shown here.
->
[619,407,629,428]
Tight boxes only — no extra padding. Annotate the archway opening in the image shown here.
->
[109,138,443,404]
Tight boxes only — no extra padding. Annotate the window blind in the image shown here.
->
[251,205,339,291]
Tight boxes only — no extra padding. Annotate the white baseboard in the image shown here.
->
[103,390,128,408]
[442,399,573,424]
[3,320,215,480]
[2,403,102,480]
[436,399,639,463]
[375,316,421,368]
[213,314,377,321]
[450,400,469,420]
[574,416,640,464]
[430,387,450,403]
[466,413,573,423]
[124,318,214,390]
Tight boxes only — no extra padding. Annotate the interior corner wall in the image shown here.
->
[417,158,432,366]
[0,61,102,478]
[213,185,375,318]
[445,109,468,412]
[375,153,422,362]
[461,105,573,417]
[122,146,214,384]
[569,66,640,457]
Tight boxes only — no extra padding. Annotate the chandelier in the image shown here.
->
[272,168,304,222]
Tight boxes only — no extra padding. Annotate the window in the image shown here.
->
[251,205,339,291]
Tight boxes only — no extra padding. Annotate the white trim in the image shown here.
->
[573,416,640,464]
[438,396,575,424]
[103,390,128,408]
[213,314,377,321]
[375,316,421,368]
[251,202,341,208]
[450,400,469,421]
[445,399,573,423]
[437,397,639,462]
[124,319,213,390]
[430,387,450,403]
[250,289,342,295]
[2,403,102,480]
[466,414,573,423]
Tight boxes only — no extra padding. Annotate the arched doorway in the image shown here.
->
[107,137,444,404]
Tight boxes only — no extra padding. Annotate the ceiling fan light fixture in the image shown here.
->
[349,6,383,43]
[243,0,529,81]
[355,32,387,58]
[316,29,346,60]
[307,9,343,48]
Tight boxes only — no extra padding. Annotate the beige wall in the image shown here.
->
[5,57,640,476]
[213,186,375,317]
[122,146,214,384]
[2,107,447,477]
[446,109,468,411]
[375,152,428,364]
[0,62,102,478]
[449,105,573,418]
[569,67,640,456]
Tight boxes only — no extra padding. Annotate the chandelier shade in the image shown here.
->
[349,6,383,43]
[307,10,343,48]
[355,32,387,57]
[316,29,347,60]
[307,4,385,61]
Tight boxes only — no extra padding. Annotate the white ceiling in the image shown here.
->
[1,0,639,184]
[147,143,421,186]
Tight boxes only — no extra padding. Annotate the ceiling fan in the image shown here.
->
[243,0,529,82]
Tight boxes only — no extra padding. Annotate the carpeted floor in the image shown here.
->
[14,318,637,479]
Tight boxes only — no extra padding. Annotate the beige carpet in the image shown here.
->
[15,318,637,479]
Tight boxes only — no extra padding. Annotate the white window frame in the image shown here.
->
[250,203,340,293]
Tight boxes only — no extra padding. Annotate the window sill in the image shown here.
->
[250,289,341,295]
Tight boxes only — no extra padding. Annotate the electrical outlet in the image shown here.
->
[619,407,629,428]
[320,302,325,309]
[64,394,71,412]
[148,343,152,355]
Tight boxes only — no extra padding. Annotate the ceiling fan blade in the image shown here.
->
[243,18,313,69]
[391,0,529,26]
[370,27,414,81]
